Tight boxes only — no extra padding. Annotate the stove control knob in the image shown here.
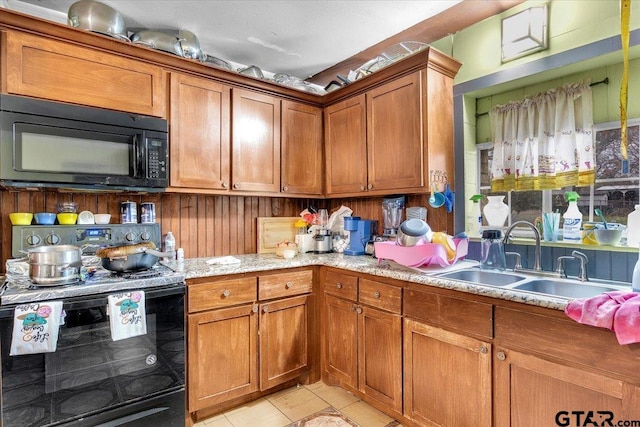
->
[140,231,151,241]
[26,234,41,246]
[45,233,60,245]
[125,232,136,242]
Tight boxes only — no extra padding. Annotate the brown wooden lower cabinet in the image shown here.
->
[188,303,259,410]
[403,319,492,427]
[187,271,313,417]
[323,271,403,415]
[493,347,640,427]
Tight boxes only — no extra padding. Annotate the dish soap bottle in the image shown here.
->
[633,247,640,292]
[469,194,484,237]
[627,205,640,248]
[562,192,583,243]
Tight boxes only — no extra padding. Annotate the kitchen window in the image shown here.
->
[476,119,640,229]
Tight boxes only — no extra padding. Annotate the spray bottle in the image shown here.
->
[469,194,484,237]
[562,192,583,243]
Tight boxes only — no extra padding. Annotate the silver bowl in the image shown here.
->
[68,0,129,42]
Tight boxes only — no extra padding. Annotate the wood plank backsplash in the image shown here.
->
[0,190,452,271]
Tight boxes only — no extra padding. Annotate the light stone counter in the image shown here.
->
[165,253,570,311]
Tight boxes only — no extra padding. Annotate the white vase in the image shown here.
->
[483,195,510,227]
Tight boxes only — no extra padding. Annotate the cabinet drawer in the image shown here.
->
[403,289,493,339]
[259,270,313,300]
[324,270,358,300]
[188,277,257,312]
[359,278,401,314]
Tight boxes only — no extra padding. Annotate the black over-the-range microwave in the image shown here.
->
[0,94,169,192]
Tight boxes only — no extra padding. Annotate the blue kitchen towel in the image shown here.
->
[10,301,63,355]
[108,291,147,341]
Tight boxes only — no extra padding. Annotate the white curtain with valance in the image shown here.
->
[489,80,595,191]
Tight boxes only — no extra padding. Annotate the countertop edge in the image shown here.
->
[167,254,572,311]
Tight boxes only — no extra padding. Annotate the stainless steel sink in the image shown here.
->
[438,269,527,287]
[512,279,619,299]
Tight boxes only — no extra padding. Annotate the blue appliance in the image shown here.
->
[344,217,376,255]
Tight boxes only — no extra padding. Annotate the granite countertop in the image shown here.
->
[165,253,574,311]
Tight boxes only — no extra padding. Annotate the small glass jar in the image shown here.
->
[56,202,78,213]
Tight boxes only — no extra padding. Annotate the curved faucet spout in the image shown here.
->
[503,220,542,271]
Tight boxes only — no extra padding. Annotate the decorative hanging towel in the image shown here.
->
[107,290,147,341]
[10,301,63,355]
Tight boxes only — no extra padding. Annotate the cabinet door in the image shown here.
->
[404,319,492,427]
[324,294,358,388]
[366,71,424,192]
[170,73,230,190]
[324,95,368,196]
[231,88,281,193]
[259,295,309,390]
[188,304,258,411]
[358,305,402,413]
[281,101,323,196]
[494,348,640,427]
[4,30,166,117]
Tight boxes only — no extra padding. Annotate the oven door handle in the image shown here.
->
[0,283,185,318]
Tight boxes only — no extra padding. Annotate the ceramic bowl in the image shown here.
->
[94,213,111,224]
[34,212,56,225]
[282,249,296,259]
[9,213,33,225]
[593,229,622,246]
[57,213,78,225]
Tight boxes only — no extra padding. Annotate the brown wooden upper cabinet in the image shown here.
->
[281,101,324,197]
[169,73,230,190]
[231,88,281,194]
[325,67,457,197]
[2,30,166,117]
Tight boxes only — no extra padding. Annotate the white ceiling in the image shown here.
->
[4,0,463,80]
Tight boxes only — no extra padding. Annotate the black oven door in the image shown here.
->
[0,284,185,427]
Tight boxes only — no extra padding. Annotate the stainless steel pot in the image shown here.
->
[130,30,184,57]
[27,245,83,285]
[67,0,129,42]
[96,242,168,272]
[396,219,431,247]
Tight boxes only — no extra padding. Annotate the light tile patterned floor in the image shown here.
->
[194,382,400,427]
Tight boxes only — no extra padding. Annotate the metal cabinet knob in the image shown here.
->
[360,185,366,191]
[233,183,239,189]
[285,281,293,289]
[283,185,288,192]
[479,346,488,354]
[355,306,362,314]
[373,291,381,298]
[252,304,259,313]
[497,351,506,361]
[336,283,343,289]
[263,306,269,313]
[367,183,373,190]
[222,289,231,298]
[222,181,229,189]
[350,304,356,312]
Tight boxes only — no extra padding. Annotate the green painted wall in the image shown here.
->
[432,0,640,85]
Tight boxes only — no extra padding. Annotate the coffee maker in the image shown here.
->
[344,217,376,255]
[382,196,405,237]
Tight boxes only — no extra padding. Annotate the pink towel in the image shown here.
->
[565,291,640,345]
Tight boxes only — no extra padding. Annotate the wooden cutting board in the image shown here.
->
[257,217,299,253]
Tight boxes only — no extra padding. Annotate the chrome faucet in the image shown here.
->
[556,250,589,281]
[503,220,542,271]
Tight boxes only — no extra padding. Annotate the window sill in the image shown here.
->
[469,236,637,253]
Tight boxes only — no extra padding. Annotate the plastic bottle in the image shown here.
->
[632,248,640,292]
[469,194,484,237]
[164,231,176,261]
[627,205,640,248]
[562,192,583,243]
